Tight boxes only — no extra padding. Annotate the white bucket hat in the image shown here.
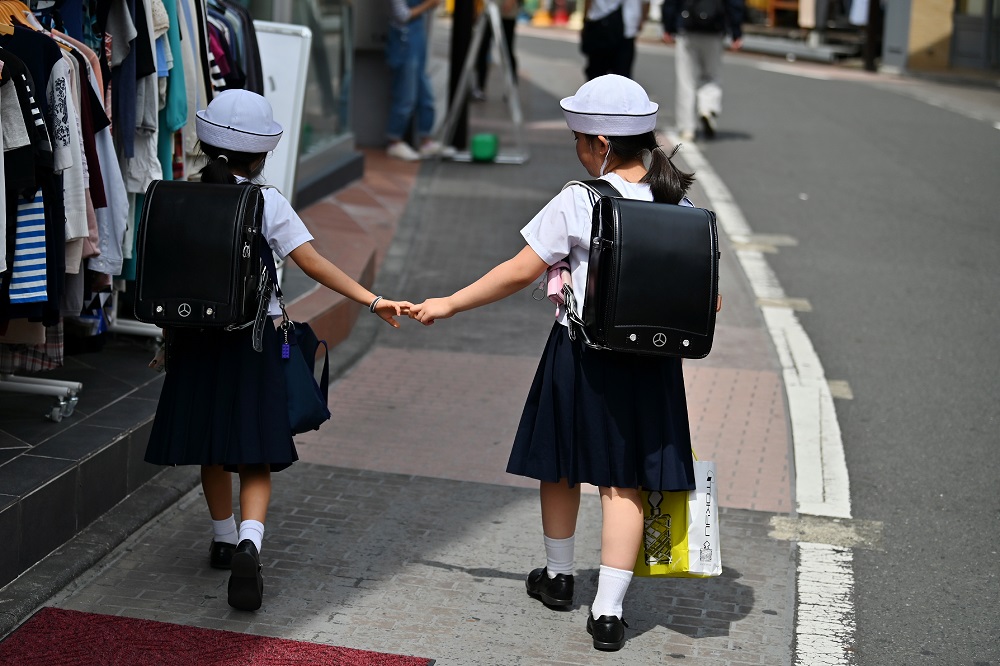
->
[560,75,658,137]
[195,89,283,153]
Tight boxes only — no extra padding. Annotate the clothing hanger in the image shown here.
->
[0,1,34,29]
[0,1,73,51]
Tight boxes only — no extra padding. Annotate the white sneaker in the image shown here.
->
[387,141,420,162]
[419,140,444,159]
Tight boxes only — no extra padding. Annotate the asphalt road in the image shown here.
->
[513,30,1000,665]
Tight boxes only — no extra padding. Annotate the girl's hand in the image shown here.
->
[716,294,723,312]
[148,346,166,373]
[374,299,413,328]
[409,297,455,326]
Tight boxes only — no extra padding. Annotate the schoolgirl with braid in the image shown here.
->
[144,89,411,612]
[410,75,716,652]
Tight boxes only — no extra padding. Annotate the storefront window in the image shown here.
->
[240,0,355,167]
[291,1,353,156]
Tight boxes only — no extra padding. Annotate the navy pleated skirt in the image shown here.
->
[507,323,695,492]
[145,322,298,472]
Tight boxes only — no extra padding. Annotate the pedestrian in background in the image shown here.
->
[409,75,702,652]
[386,0,443,161]
[580,0,649,81]
[661,0,745,141]
[145,90,411,612]
[472,0,522,101]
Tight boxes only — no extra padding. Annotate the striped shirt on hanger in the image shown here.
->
[8,189,48,304]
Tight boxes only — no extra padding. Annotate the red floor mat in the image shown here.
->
[0,607,434,666]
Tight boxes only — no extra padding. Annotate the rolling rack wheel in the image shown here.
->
[0,375,84,422]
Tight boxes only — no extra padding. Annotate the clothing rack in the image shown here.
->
[0,374,81,421]
[2,1,275,418]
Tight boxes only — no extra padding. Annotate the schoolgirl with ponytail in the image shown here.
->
[144,90,412,613]
[409,75,713,652]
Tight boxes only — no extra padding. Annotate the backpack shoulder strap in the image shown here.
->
[562,179,624,208]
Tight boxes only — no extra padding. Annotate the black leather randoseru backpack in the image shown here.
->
[562,180,720,359]
[133,180,272,349]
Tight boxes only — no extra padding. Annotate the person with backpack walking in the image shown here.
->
[409,75,710,651]
[144,89,411,612]
[662,0,746,141]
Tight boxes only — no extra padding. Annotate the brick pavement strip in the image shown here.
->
[43,463,794,666]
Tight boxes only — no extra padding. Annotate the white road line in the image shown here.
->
[795,543,856,666]
[671,135,852,519]
[670,134,855,665]
[755,62,835,80]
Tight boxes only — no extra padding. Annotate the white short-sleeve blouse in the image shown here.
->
[237,179,314,316]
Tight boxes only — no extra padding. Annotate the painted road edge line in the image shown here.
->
[672,135,852,519]
[668,133,856,665]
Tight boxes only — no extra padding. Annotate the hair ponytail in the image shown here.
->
[604,132,694,204]
[197,142,267,184]
[641,143,695,204]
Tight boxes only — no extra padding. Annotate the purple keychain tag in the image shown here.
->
[281,322,291,359]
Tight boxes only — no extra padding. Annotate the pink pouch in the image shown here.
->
[547,261,571,305]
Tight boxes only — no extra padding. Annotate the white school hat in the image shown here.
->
[196,89,283,153]
[560,75,658,136]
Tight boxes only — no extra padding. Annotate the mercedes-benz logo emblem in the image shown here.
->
[177,303,192,318]
[653,332,667,347]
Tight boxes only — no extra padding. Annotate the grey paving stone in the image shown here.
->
[38,463,795,666]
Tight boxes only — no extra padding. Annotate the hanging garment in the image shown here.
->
[156,0,187,179]
[8,189,47,304]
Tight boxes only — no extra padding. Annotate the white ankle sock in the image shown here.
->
[211,515,238,545]
[591,565,633,619]
[544,535,575,577]
[239,520,265,553]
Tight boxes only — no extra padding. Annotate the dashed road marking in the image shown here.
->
[827,380,854,400]
[770,515,883,550]
[757,296,813,312]
[795,542,856,666]
[755,62,834,80]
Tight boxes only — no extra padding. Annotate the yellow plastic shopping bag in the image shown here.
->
[633,459,722,578]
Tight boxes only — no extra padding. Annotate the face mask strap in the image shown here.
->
[599,148,611,176]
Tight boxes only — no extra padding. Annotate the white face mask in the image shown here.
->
[599,149,611,176]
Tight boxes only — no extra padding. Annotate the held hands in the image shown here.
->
[373,298,413,328]
[408,297,455,326]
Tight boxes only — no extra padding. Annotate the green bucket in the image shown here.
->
[470,133,499,162]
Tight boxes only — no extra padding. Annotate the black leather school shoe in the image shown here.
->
[525,567,574,608]
[227,540,263,611]
[209,541,236,570]
[586,614,628,651]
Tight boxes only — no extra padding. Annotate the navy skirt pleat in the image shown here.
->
[145,322,298,472]
[507,323,695,492]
